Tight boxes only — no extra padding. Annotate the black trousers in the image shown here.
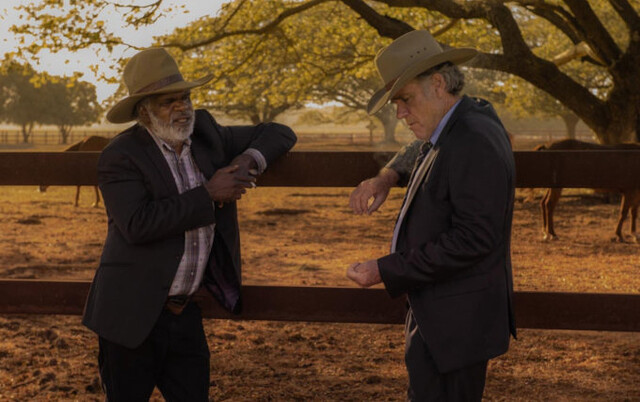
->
[405,310,488,402]
[98,302,210,402]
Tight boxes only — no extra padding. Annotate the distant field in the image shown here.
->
[0,125,597,151]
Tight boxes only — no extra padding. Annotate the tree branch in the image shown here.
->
[607,0,640,32]
[469,51,607,131]
[523,3,582,44]
[431,18,460,37]
[163,0,330,50]
[340,0,415,39]
[563,0,622,66]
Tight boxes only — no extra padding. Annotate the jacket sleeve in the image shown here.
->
[378,125,513,296]
[98,145,216,245]
[385,139,422,186]
[197,110,297,167]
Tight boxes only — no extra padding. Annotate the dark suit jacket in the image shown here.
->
[82,109,296,348]
[378,96,516,373]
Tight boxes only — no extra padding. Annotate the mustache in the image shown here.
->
[169,111,194,124]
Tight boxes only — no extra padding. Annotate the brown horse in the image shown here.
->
[39,136,111,207]
[535,139,640,242]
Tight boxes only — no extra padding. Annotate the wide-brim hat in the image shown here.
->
[107,47,213,123]
[367,30,477,115]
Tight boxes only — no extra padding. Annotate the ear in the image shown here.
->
[137,103,151,126]
[431,73,447,95]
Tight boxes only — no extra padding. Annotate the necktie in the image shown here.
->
[391,141,434,252]
[407,141,433,189]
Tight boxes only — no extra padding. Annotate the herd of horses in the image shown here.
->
[42,136,639,243]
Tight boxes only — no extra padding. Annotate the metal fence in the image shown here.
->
[0,150,639,331]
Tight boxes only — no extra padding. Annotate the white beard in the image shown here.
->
[146,107,195,146]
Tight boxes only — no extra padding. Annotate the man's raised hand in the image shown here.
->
[205,165,256,203]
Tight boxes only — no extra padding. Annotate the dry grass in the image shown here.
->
[0,137,638,400]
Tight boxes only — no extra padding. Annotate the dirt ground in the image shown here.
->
[0,139,639,401]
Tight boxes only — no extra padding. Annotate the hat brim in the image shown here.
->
[367,48,477,115]
[106,74,214,124]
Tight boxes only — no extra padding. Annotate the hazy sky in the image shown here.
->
[0,1,229,102]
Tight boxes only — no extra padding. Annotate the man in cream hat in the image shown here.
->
[347,30,516,400]
[83,47,296,400]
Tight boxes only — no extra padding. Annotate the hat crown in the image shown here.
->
[123,48,184,96]
[375,30,443,84]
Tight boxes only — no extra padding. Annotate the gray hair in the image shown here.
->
[134,97,152,127]
[416,62,465,96]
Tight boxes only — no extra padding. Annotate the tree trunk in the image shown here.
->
[58,125,71,144]
[560,113,579,140]
[21,122,33,143]
[375,104,398,143]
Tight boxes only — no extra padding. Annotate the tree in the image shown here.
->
[0,60,47,142]
[164,2,312,123]
[41,77,103,143]
[163,0,406,140]
[12,0,640,143]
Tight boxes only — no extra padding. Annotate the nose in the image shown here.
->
[173,98,191,111]
[396,103,408,119]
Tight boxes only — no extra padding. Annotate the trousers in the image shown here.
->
[405,310,488,401]
[98,302,210,401]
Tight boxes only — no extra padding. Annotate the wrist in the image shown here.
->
[377,168,399,188]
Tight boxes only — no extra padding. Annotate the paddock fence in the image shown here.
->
[0,150,639,332]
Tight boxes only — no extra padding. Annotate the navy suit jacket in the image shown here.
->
[379,96,516,373]
[82,109,296,348]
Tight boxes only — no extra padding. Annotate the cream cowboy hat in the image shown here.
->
[367,30,477,115]
[107,48,213,123]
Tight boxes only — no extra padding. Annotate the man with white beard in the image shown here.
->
[82,48,296,401]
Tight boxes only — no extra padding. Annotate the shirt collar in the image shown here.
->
[146,127,192,156]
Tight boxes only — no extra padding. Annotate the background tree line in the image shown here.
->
[0,59,102,144]
[7,0,638,144]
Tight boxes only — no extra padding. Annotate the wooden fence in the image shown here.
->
[0,150,639,332]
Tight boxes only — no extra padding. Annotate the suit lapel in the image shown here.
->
[403,148,439,210]
[191,136,215,178]
[391,97,474,252]
[135,127,179,195]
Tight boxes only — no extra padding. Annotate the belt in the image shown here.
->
[165,294,192,315]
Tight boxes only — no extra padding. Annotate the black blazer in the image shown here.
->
[82,109,296,348]
[379,96,516,373]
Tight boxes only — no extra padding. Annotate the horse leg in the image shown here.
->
[613,192,629,243]
[75,186,81,207]
[92,186,101,208]
[545,188,562,241]
[629,191,639,243]
[540,189,550,240]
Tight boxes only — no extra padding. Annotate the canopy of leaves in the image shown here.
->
[10,0,640,143]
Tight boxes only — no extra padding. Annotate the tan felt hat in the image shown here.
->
[107,48,213,123]
[367,30,477,115]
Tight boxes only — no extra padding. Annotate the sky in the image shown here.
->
[0,0,229,102]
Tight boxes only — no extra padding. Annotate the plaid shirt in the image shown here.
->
[149,132,215,297]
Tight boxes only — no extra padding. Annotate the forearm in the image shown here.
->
[376,167,400,188]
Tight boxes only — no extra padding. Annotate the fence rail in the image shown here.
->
[0,280,637,331]
[1,150,639,331]
[2,150,640,188]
